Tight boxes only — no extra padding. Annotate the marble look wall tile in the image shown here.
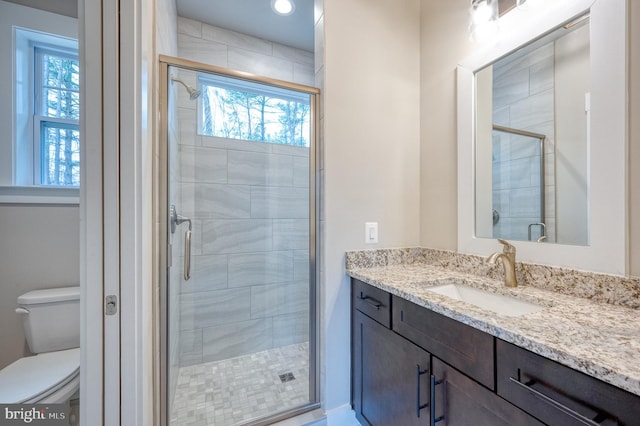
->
[180,146,227,183]
[202,318,273,362]
[529,56,554,95]
[314,14,324,74]
[180,288,251,331]
[493,105,510,127]
[509,136,540,161]
[510,89,554,130]
[293,62,316,87]
[178,33,228,67]
[293,155,310,188]
[250,281,309,318]
[227,251,294,288]
[227,151,293,186]
[271,144,309,157]
[177,16,202,38]
[273,312,309,347]
[493,41,553,81]
[493,67,530,109]
[273,219,309,250]
[190,219,203,256]
[177,107,198,146]
[202,135,272,153]
[272,44,313,65]
[180,254,228,294]
[251,187,309,219]
[202,219,273,254]
[179,329,203,367]
[293,250,310,282]
[181,183,251,219]
[202,23,273,56]
[173,69,199,110]
[228,47,293,82]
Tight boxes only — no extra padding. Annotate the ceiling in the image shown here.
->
[176,0,314,52]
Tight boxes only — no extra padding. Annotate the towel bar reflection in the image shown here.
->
[170,204,192,281]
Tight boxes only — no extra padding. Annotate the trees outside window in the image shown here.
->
[35,47,80,186]
[199,75,310,147]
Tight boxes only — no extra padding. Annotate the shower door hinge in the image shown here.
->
[105,295,118,315]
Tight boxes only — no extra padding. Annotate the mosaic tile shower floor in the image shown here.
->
[170,342,310,426]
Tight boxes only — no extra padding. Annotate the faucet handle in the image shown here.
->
[497,239,516,253]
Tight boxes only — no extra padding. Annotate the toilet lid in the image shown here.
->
[0,348,80,403]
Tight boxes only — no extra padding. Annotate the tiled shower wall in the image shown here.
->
[491,42,557,242]
[173,18,314,366]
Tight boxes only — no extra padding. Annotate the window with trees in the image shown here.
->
[198,74,310,147]
[35,46,80,186]
[9,27,79,189]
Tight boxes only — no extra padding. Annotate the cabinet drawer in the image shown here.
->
[392,296,494,389]
[431,357,543,426]
[496,339,640,426]
[352,279,391,328]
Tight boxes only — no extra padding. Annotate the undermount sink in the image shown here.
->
[426,284,545,317]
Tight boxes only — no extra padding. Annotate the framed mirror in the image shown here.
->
[457,0,627,274]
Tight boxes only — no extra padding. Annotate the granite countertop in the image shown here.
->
[346,253,640,397]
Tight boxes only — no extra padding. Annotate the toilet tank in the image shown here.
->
[17,286,80,354]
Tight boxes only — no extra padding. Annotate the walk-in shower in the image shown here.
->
[491,125,547,242]
[159,56,319,426]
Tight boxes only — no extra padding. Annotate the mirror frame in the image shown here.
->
[457,0,628,275]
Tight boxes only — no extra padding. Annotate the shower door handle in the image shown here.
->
[183,228,191,281]
[170,204,192,281]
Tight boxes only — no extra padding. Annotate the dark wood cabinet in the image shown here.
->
[351,278,640,426]
[352,310,430,426]
[431,357,543,426]
[393,295,494,389]
[497,339,640,426]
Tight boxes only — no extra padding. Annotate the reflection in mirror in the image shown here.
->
[474,16,590,245]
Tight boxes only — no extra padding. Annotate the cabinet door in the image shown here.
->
[353,310,430,426]
[431,357,543,426]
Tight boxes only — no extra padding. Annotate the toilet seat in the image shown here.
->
[0,348,80,404]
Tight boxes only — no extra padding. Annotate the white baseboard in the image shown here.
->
[325,404,359,426]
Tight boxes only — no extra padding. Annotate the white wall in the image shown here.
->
[0,204,80,369]
[420,1,473,250]
[322,0,421,421]
[0,0,80,370]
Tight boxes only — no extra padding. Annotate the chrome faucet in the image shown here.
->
[486,239,517,287]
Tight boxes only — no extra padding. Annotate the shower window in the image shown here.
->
[198,74,310,147]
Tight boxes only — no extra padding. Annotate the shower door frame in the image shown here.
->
[157,55,321,426]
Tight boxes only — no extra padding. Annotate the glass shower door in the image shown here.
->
[162,60,318,426]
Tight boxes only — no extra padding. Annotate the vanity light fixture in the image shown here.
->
[469,0,499,42]
[271,0,295,16]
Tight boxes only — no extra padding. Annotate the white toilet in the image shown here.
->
[0,286,80,404]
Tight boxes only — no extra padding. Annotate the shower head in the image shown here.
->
[170,76,201,100]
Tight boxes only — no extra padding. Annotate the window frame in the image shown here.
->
[197,72,312,147]
[1,24,80,203]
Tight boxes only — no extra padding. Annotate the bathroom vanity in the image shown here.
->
[347,249,640,426]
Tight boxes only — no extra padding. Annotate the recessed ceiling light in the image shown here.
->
[271,0,295,16]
